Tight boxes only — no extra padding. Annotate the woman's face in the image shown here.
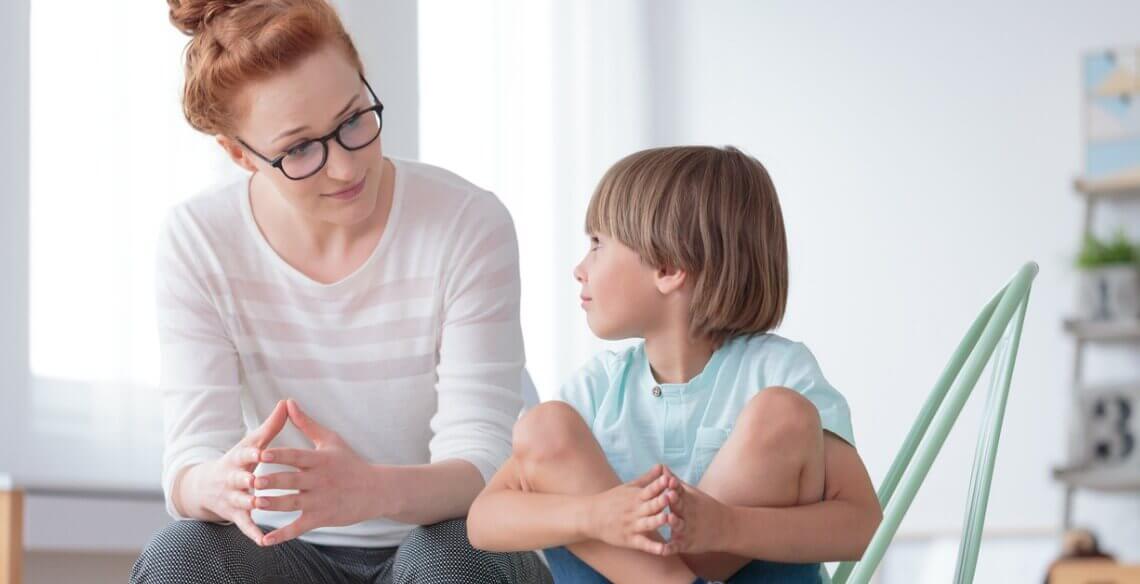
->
[224,44,385,228]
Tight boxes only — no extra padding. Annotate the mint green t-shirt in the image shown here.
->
[555,334,855,485]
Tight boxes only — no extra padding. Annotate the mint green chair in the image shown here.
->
[822,262,1038,584]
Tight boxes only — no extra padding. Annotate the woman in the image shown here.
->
[132,1,550,582]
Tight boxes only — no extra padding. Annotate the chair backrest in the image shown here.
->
[829,262,1038,584]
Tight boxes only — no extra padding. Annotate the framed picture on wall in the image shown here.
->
[1084,47,1140,186]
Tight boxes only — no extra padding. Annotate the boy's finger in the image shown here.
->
[635,511,669,533]
[637,488,673,516]
[631,534,667,556]
[629,464,663,488]
[637,474,669,501]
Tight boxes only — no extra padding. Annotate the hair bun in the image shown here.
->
[168,0,247,36]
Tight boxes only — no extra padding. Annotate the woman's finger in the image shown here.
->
[286,399,336,446]
[255,493,305,512]
[261,447,317,469]
[229,445,261,468]
[232,511,266,546]
[228,490,255,511]
[262,514,317,546]
[254,471,312,491]
[246,400,289,449]
[229,470,255,490]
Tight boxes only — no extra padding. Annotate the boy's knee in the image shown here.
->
[512,401,589,463]
[737,387,822,450]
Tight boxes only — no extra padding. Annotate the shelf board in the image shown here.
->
[1063,318,1140,342]
[1053,464,1140,492]
[1076,381,1140,395]
[1074,175,1140,200]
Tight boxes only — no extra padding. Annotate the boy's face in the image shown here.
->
[573,233,663,339]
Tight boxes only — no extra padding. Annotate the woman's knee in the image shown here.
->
[512,401,590,464]
[131,521,256,583]
[394,519,548,584]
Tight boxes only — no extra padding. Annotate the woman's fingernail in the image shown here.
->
[256,478,267,488]
[262,452,274,462]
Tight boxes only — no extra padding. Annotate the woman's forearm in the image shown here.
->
[467,487,593,552]
[173,463,225,522]
[722,499,882,562]
[372,459,487,525]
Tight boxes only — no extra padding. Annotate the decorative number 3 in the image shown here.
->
[1090,396,1134,462]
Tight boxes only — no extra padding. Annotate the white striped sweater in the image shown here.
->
[156,158,524,547]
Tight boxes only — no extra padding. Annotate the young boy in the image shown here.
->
[468,146,882,583]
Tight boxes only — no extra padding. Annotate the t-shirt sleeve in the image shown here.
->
[771,342,856,446]
[553,352,613,428]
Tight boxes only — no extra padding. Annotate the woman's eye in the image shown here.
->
[343,114,362,129]
[287,142,315,158]
[589,236,600,251]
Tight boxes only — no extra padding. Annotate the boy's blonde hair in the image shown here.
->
[585,145,788,343]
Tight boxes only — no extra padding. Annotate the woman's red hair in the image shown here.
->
[168,0,364,135]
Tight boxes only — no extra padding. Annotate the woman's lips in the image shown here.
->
[322,177,365,200]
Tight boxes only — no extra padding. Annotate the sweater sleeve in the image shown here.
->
[428,191,525,484]
[155,207,244,520]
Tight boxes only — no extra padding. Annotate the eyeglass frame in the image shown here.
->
[236,74,385,180]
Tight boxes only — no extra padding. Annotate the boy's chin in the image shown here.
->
[588,322,638,342]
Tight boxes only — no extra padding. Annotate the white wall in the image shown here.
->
[0,0,30,470]
[652,0,1140,559]
[333,0,419,160]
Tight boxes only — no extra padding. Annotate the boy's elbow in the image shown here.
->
[849,506,883,560]
[465,498,502,552]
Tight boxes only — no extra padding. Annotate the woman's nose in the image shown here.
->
[322,141,357,182]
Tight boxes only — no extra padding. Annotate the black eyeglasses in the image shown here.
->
[238,75,384,180]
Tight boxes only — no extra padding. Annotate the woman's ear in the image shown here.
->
[654,264,687,295]
[216,135,258,174]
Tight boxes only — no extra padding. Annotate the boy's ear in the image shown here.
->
[654,264,687,295]
[216,135,258,174]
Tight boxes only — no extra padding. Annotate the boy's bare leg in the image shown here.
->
[510,402,695,584]
[682,387,827,581]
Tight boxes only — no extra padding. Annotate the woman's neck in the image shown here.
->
[254,158,393,256]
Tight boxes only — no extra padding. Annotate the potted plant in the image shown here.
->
[1076,231,1140,320]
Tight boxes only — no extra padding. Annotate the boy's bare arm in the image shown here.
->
[720,434,881,562]
[467,458,595,551]
[667,433,882,563]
